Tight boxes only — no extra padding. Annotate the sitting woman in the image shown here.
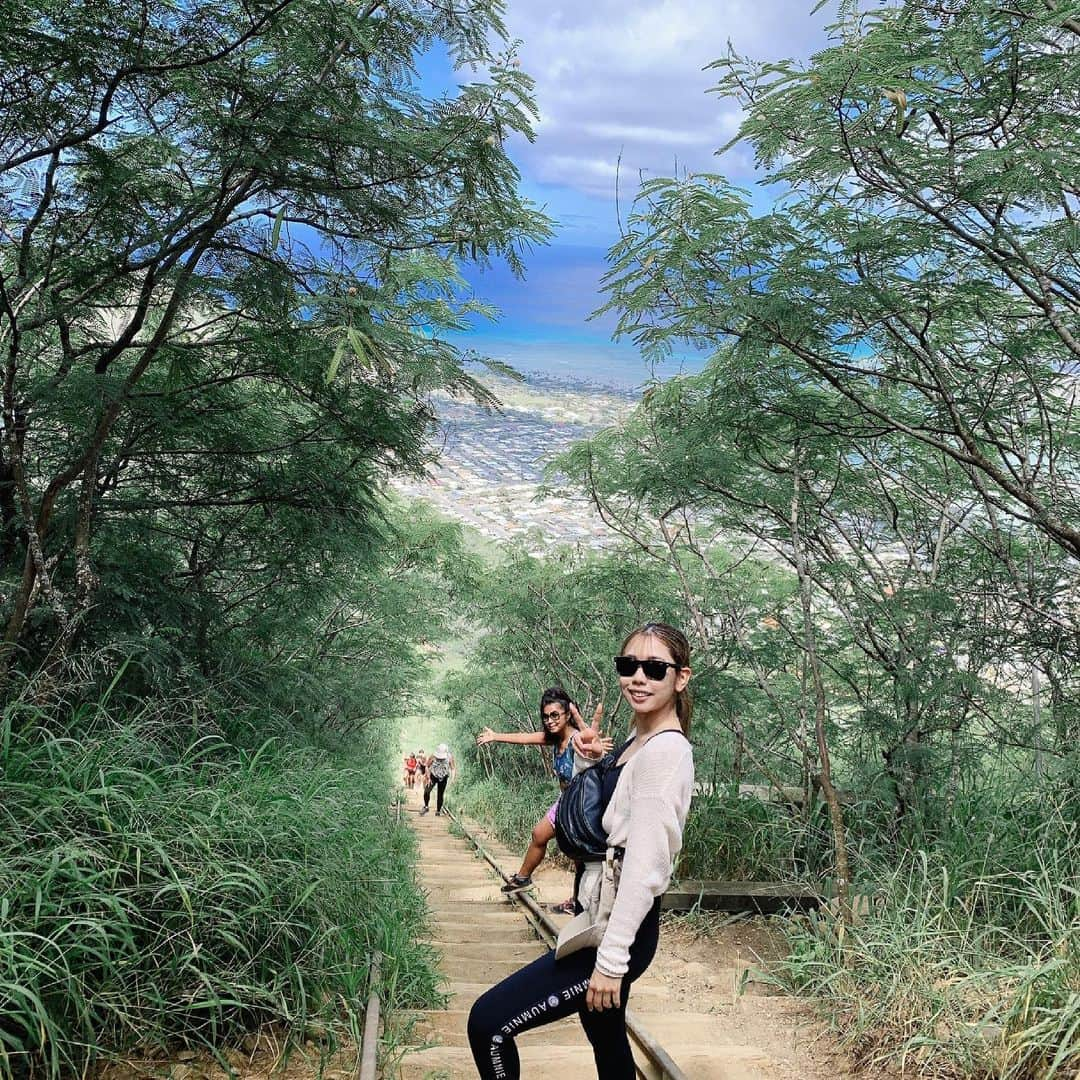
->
[476,686,608,912]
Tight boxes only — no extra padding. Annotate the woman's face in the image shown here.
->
[541,703,569,735]
[618,633,688,717]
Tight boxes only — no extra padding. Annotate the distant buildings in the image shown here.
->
[392,378,628,552]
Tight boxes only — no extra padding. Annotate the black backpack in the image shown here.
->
[555,737,634,862]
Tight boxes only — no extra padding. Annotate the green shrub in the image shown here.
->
[779,820,1080,1080]
[451,772,558,858]
[0,708,440,1079]
[678,788,832,882]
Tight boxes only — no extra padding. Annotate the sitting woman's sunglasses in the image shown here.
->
[614,655,682,680]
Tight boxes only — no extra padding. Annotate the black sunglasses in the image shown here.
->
[542,709,565,721]
[614,655,683,680]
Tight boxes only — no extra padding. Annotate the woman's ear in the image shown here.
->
[675,667,691,692]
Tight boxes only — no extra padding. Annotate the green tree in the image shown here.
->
[602,1,1079,560]
[448,547,699,774]
[0,0,549,689]
[551,0,1080,916]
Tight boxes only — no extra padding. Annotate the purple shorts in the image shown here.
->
[545,797,560,827]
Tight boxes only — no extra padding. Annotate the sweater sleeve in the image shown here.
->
[594,739,694,978]
[571,743,592,775]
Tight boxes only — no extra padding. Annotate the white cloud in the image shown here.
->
[501,0,833,199]
[544,155,621,178]
[580,122,722,146]
[534,154,623,196]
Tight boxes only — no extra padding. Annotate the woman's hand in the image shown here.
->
[570,702,612,759]
[475,727,497,746]
[585,969,622,1011]
[575,731,615,758]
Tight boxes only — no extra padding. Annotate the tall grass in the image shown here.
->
[451,773,556,857]
[0,704,441,1079]
[678,788,834,882]
[779,796,1080,1079]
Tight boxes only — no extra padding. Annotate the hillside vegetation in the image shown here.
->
[2,1,1077,1078]
[0,0,543,1074]
[448,3,1080,1076]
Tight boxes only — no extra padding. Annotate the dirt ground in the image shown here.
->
[646,914,868,1080]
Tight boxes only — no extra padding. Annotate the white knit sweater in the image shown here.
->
[575,729,695,978]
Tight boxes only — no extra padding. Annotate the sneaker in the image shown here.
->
[548,898,578,916]
[435,810,443,816]
[418,806,429,816]
[500,874,533,895]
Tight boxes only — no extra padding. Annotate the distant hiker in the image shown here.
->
[404,752,419,789]
[415,749,427,786]
[420,743,455,816]
[468,622,695,1080]
[476,687,610,912]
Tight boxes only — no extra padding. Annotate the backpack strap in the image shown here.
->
[641,728,687,746]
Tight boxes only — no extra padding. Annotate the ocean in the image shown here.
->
[462,339,709,393]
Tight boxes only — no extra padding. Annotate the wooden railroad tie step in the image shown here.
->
[394,1040,786,1080]
[430,925,540,945]
[395,1045,603,1080]
[662,880,822,914]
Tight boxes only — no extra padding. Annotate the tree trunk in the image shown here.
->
[731,716,745,785]
[0,456,19,567]
[790,456,851,923]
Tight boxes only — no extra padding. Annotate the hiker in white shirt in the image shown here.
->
[420,743,455,816]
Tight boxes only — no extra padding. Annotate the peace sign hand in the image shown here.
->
[570,702,613,759]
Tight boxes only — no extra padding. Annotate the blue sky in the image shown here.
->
[425,1,841,386]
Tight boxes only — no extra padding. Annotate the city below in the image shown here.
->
[392,372,635,553]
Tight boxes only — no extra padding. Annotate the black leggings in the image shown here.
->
[468,899,660,1079]
[424,776,448,812]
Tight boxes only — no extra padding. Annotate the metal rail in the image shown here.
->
[444,806,689,1080]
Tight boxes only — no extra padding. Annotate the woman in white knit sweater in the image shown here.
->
[468,622,695,1079]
